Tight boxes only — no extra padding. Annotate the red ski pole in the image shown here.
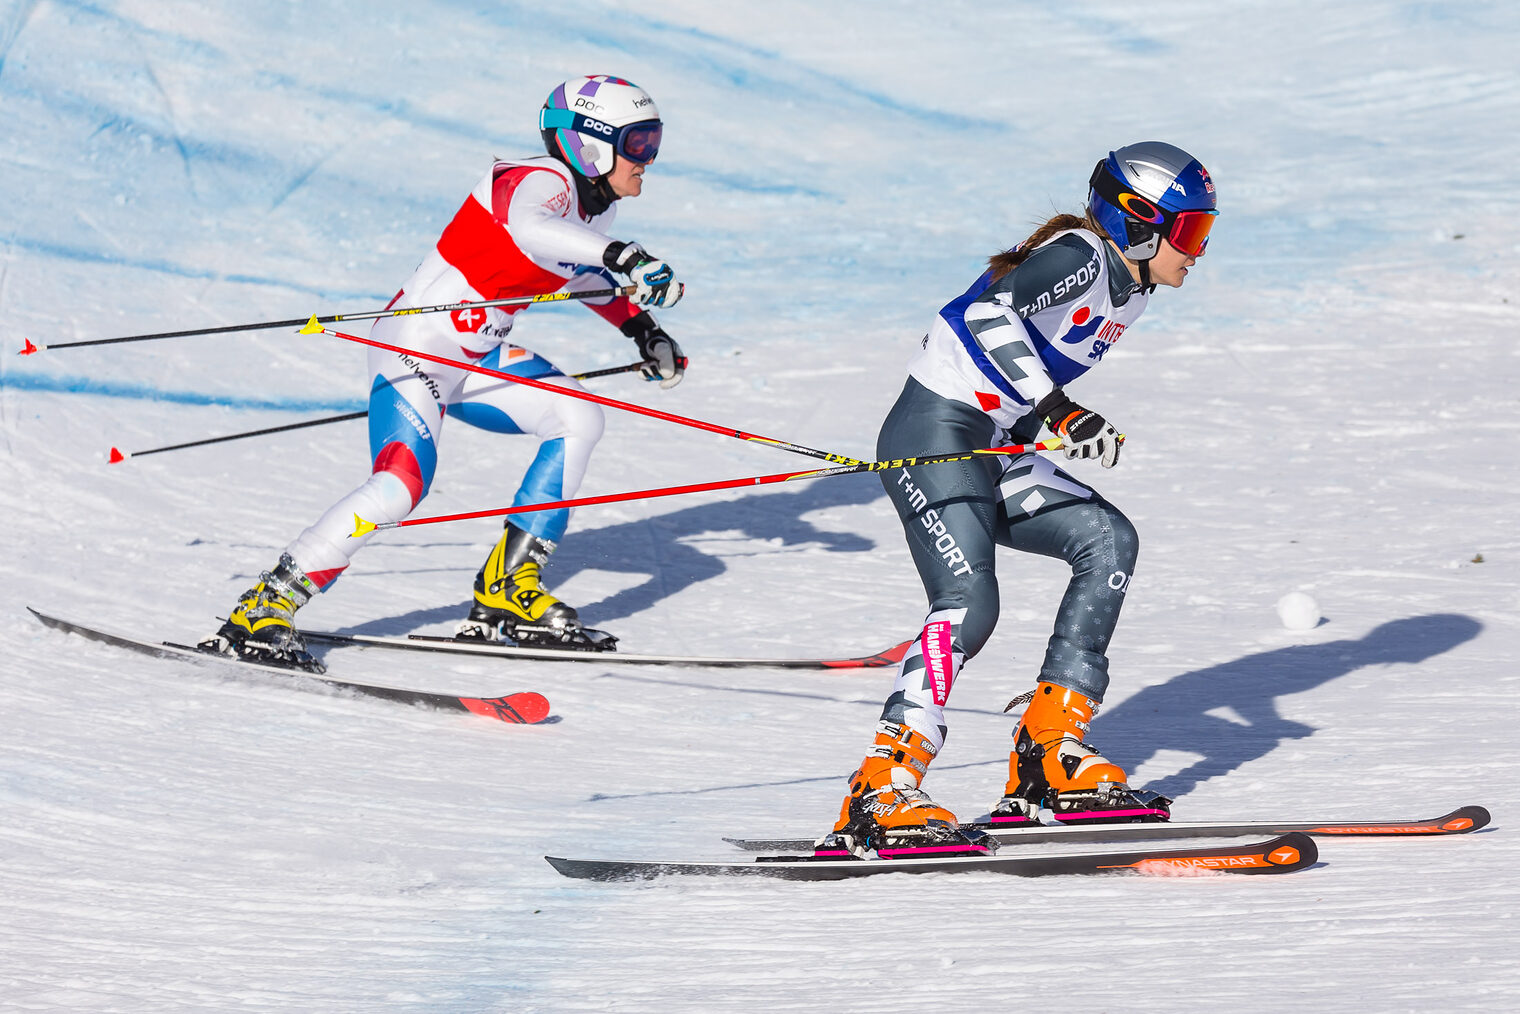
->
[303,318,866,467]
[350,440,1065,536]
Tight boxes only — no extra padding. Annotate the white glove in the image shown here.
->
[603,240,683,308]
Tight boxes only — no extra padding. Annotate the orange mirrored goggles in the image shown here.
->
[1167,209,1217,257]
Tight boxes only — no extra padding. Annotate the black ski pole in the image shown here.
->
[107,360,652,463]
[22,285,634,355]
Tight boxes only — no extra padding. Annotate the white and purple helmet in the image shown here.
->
[539,75,662,179]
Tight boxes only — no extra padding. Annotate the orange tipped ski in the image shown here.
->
[1117,835,1314,875]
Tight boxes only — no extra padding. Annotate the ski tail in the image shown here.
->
[820,638,913,669]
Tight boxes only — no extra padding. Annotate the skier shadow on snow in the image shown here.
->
[1096,613,1483,801]
[345,471,885,635]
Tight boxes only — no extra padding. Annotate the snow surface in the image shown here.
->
[3,1,1519,1010]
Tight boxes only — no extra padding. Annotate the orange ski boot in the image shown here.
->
[989,682,1169,826]
[818,722,994,859]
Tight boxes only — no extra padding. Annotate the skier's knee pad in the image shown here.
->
[371,440,434,509]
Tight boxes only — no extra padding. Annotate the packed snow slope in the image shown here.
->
[3,1,1518,1011]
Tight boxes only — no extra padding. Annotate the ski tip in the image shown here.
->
[1445,805,1492,832]
[461,691,551,725]
[108,447,128,464]
[1121,832,1318,877]
[19,338,42,355]
[299,314,325,335]
[351,514,377,538]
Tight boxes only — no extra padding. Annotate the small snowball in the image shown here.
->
[1276,591,1321,631]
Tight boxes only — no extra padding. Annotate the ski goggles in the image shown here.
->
[1165,209,1216,257]
[540,109,663,165]
[615,120,662,165]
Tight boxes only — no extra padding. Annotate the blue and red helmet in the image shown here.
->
[539,75,662,179]
[1088,141,1217,260]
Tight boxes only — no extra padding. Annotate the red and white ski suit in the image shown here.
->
[286,155,648,589]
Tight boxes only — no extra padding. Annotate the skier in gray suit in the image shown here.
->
[825,141,1219,857]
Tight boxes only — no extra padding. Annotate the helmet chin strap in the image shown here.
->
[1133,228,1160,294]
[567,165,619,217]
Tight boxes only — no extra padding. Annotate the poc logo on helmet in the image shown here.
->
[581,118,615,137]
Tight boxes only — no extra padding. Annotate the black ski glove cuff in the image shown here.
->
[1035,388,1108,443]
[603,240,651,274]
[1035,389,1081,431]
[619,310,661,342]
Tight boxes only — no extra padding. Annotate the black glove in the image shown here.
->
[621,311,686,389]
[1035,388,1122,468]
[603,240,683,308]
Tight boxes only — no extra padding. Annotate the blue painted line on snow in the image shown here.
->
[436,0,1007,134]
[638,20,1006,131]
[49,0,226,60]
[1,373,364,413]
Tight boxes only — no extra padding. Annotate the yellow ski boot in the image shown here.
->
[457,523,613,649]
[200,553,323,672]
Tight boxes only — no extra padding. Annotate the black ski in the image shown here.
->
[301,628,913,670]
[545,832,1318,881]
[27,607,551,725]
[722,805,1492,852]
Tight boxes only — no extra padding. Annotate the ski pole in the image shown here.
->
[110,410,367,464]
[306,319,868,467]
[106,360,652,463]
[18,286,635,355]
[351,439,1066,536]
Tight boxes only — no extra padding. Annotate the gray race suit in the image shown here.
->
[874,229,1147,752]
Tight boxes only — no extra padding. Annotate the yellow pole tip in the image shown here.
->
[298,315,325,335]
[351,514,377,538]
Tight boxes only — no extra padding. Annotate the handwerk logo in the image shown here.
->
[922,620,955,706]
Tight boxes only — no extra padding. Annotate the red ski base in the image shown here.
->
[460,692,551,725]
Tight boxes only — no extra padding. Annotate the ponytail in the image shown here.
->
[987,210,1109,281]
